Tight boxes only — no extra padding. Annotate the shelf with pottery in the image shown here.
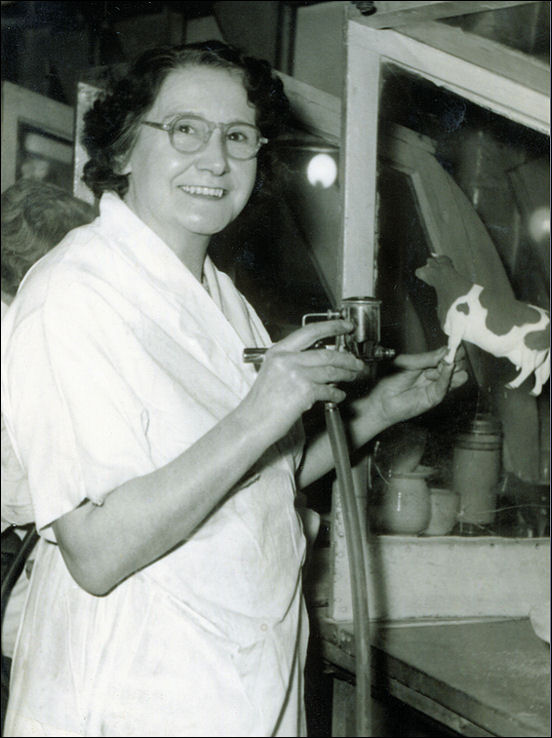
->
[322,411,549,625]
[328,469,549,625]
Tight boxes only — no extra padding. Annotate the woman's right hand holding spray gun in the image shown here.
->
[240,319,365,441]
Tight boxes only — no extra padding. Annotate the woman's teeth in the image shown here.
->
[179,185,224,198]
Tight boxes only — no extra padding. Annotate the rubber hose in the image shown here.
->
[325,402,372,736]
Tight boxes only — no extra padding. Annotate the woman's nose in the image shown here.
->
[195,129,229,176]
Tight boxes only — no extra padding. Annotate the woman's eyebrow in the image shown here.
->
[162,111,257,126]
[159,109,197,121]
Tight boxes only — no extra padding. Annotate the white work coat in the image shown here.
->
[1,299,35,659]
[1,193,308,737]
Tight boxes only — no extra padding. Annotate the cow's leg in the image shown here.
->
[444,330,463,364]
[530,354,550,396]
[506,361,533,390]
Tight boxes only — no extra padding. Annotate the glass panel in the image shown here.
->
[378,63,549,305]
[374,63,550,536]
[439,2,550,63]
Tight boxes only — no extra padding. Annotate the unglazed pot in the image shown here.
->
[374,467,432,534]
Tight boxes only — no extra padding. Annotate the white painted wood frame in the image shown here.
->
[399,20,550,95]
[340,19,550,300]
[353,1,543,30]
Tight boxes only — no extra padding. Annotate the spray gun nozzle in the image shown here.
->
[374,346,396,360]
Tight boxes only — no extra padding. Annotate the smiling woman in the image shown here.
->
[1,39,467,738]
[119,65,261,266]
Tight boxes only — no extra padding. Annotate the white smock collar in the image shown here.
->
[97,192,269,394]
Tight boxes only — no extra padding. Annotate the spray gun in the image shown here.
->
[243,296,395,737]
[303,296,395,363]
[244,296,395,366]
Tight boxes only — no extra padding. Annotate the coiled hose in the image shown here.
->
[325,402,372,737]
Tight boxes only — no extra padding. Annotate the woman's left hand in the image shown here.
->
[367,345,468,428]
[297,346,468,488]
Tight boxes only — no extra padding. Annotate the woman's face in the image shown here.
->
[122,65,258,252]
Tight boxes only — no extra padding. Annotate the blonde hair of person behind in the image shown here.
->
[1,179,97,297]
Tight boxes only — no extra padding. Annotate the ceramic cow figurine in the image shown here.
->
[415,255,550,396]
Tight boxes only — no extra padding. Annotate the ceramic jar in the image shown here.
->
[423,488,460,536]
[374,466,432,534]
[453,413,502,533]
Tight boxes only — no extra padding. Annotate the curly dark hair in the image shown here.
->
[82,40,291,199]
[1,180,97,297]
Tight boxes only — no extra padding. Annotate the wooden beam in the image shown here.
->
[276,71,341,143]
[352,1,543,29]
[339,29,381,300]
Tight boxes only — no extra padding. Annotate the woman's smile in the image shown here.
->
[178,184,226,199]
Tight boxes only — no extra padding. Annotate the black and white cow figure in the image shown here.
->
[415,255,550,397]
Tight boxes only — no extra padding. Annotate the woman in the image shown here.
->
[2,41,466,737]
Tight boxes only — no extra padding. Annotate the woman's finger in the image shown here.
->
[392,346,447,370]
[299,364,364,385]
[273,319,354,353]
[450,368,469,389]
[262,348,364,388]
[291,348,364,371]
[422,368,441,381]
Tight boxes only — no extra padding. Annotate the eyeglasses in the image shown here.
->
[141,114,268,161]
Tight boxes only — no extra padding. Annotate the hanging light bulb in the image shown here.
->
[306,153,338,188]
[274,133,339,189]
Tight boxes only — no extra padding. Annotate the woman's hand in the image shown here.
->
[366,346,468,429]
[240,320,365,440]
[297,345,468,489]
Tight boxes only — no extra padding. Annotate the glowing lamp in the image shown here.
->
[306,153,338,188]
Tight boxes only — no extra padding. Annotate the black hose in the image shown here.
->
[1,527,39,630]
[325,402,372,736]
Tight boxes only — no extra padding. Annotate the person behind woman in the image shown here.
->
[2,41,466,737]
[1,179,97,309]
[1,179,96,730]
